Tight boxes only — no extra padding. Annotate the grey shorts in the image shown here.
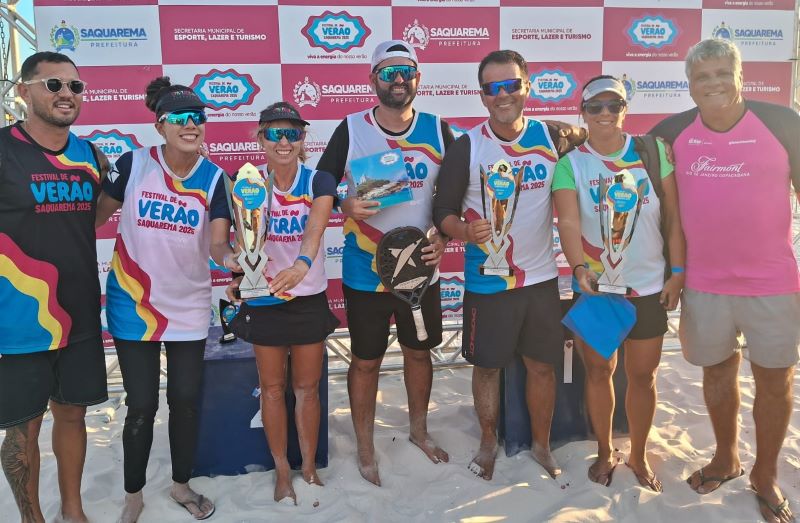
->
[679,288,800,369]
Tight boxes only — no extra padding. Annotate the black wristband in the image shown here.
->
[231,271,244,279]
[572,264,587,278]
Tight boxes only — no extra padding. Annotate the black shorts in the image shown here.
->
[343,281,443,360]
[231,292,340,347]
[0,335,108,429]
[569,291,668,341]
[462,278,564,368]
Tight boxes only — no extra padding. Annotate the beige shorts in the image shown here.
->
[679,289,800,369]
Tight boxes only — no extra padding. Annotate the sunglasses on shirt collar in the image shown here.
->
[158,111,208,126]
[480,78,524,96]
[260,127,306,143]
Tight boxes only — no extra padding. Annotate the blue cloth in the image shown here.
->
[562,293,637,359]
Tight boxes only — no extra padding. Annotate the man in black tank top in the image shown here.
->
[0,52,109,523]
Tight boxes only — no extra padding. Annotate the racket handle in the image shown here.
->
[411,306,428,341]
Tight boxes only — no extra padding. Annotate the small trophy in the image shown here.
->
[596,170,645,295]
[479,160,522,276]
[218,299,238,344]
[231,162,271,299]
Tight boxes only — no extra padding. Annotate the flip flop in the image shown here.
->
[625,463,663,493]
[589,457,621,487]
[172,494,216,521]
[685,466,744,494]
[752,487,795,523]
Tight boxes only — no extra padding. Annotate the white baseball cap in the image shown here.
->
[370,40,419,71]
[581,76,626,102]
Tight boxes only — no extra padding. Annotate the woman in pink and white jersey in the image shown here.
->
[226,102,338,505]
[96,77,236,522]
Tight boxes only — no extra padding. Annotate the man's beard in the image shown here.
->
[375,82,416,109]
[31,100,78,128]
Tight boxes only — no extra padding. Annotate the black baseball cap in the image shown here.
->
[155,89,206,116]
[258,102,310,127]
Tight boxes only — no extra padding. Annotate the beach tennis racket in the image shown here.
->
[376,227,435,342]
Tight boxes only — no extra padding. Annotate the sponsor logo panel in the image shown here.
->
[302,119,341,170]
[414,62,488,118]
[74,66,161,126]
[702,0,794,9]
[525,62,601,115]
[604,0,701,6]
[163,64,281,123]
[440,240,465,274]
[741,62,792,106]
[323,225,345,280]
[702,8,793,61]
[440,274,465,321]
[603,61,694,115]
[325,279,347,328]
[159,5,279,64]
[36,6,162,66]
[445,117,486,140]
[604,8,701,61]
[279,6,391,64]
[282,64,376,120]
[393,7,499,63]
[621,113,673,136]
[203,121,266,174]
[499,7,603,62]
[501,0,602,5]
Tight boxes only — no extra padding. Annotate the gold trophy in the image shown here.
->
[231,162,271,299]
[596,170,645,295]
[479,159,522,276]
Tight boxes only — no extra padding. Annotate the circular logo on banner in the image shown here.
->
[606,183,638,212]
[233,179,267,210]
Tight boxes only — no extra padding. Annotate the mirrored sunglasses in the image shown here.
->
[582,100,627,115]
[23,77,87,95]
[158,111,208,126]
[375,65,418,83]
[481,78,523,96]
[261,127,305,143]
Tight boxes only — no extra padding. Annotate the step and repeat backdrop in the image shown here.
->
[33,0,797,343]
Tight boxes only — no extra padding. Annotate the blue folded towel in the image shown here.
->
[561,293,637,359]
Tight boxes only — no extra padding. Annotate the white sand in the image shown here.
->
[0,350,798,523]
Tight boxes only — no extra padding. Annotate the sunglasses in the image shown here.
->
[582,100,627,115]
[23,77,87,95]
[158,111,208,126]
[481,78,524,97]
[375,65,418,83]
[261,127,305,143]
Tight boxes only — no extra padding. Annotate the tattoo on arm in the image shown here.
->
[1,423,37,522]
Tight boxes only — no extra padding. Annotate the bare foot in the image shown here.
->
[468,443,498,481]
[750,474,795,523]
[273,466,297,504]
[302,467,324,486]
[117,491,144,523]
[588,456,620,487]
[409,432,450,464]
[626,459,663,492]
[357,458,381,486]
[170,482,215,520]
[531,442,561,479]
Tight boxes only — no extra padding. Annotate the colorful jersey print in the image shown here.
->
[104,146,227,341]
[462,118,559,294]
[343,109,445,291]
[0,123,101,354]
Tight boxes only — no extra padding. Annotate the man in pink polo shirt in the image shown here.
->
[652,39,799,523]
